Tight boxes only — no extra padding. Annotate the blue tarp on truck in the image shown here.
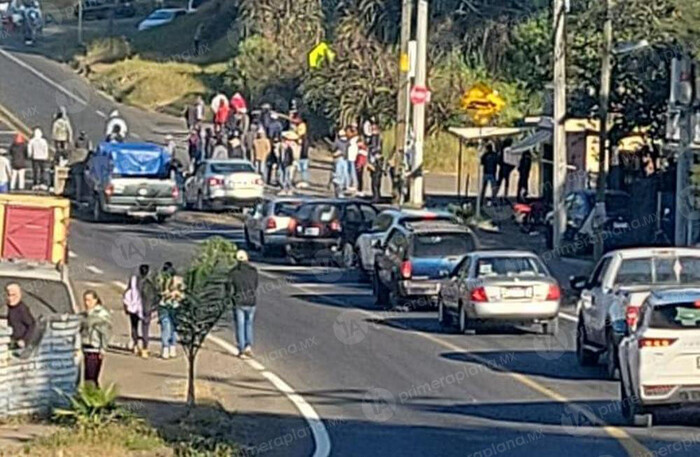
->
[90,142,172,182]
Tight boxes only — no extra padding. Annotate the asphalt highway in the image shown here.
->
[1,43,700,457]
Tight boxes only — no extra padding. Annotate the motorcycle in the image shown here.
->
[513,200,549,234]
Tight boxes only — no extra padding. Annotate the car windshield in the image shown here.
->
[296,204,339,222]
[209,162,255,174]
[147,10,172,20]
[0,277,73,317]
[274,201,303,217]
[649,303,700,329]
[412,233,475,258]
[475,256,547,278]
[615,257,700,286]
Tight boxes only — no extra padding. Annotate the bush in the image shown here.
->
[53,383,124,431]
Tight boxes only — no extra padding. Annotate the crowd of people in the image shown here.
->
[479,139,532,206]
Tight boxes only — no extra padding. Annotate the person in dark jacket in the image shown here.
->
[480,143,499,206]
[137,264,158,359]
[9,133,29,191]
[517,150,533,203]
[266,113,283,143]
[231,250,258,358]
[6,283,36,349]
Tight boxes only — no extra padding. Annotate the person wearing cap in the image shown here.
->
[230,250,258,358]
[9,133,28,191]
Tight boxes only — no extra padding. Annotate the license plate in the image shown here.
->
[502,287,531,299]
[304,227,320,236]
[613,222,629,229]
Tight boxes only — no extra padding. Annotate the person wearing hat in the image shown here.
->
[0,147,12,193]
[9,133,28,191]
[230,250,258,358]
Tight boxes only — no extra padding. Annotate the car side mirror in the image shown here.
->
[569,275,587,292]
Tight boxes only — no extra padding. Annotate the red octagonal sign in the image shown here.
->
[410,85,430,105]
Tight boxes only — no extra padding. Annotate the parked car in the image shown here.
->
[619,289,700,427]
[439,251,561,334]
[184,159,264,211]
[137,8,185,31]
[373,221,477,309]
[572,247,700,379]
[286,200,378,266]
[355,209,457,280]
[244,197,306,256]
[74,0,136,21]
[546,190,636,254]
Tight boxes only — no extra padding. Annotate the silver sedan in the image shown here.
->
[438,250,561,335]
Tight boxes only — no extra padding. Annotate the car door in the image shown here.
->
[358,213,393,271]
[581,255,613,345]
[248,201,265,245]
[622,302,648,396]
[343,203,364,244]
[185,164,202,203]
[378,229,404,286]
[442,256,471,311]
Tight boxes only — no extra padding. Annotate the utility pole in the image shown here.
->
[394,0,412,204]
[552,0,567,255]
[593,0,613,260]
[410,0,428,207]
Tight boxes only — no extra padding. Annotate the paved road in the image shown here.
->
[2,42,700,457]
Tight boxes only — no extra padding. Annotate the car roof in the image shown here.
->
[647,289,700,306]
[610,247,700,259]
[0,261,64,282]
[469,250,539,259]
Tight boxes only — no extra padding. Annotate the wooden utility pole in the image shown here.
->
[394,0,412,203]
[552,0,568,254]
[593,0,613,260]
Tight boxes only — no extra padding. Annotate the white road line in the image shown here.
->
[95,110,107,118]
[86,265,104,275]
[0,48,88,106]
[208,335,331,457]
[0,130,15,134]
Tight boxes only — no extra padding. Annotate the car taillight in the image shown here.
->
[171,186,179,199]
[288,219,298,234]
[400,260,412,279]
[471,287,488,302]
[643,385,674,397]
[330,220,342,232]
[104,184,114,197]
[266,218,277,230]
[208,177,224,187]
[638,338,677,349]
[626,306,640,329]
[546,284,561,300]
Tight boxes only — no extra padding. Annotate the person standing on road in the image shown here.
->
[346,128,359,191]
[517,149,532,203]
[356,142,368,196]
[81,290,112,387]
[265,139,279,186]
[0,149,12,194]
[253,129,271,177]
[51,109,73,165]
[28,128,49,190]
[138,264,158,359]
[266,112,283,143]
[157,262,182,360]
[279,136,296,194]
[479,143,499,207]
[214,100,229,134]
[195,96,205,125]
[369,145,384,202]
[9,133,28,191]
[184,101,199,131]
[293,114,310,188]
[496,139,516,203]
[6,284,36,351]
[331,149,348,198]
[231,250,258,358]
[122,269,143,355]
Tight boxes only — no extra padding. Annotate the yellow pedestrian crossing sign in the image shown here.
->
[308,42,336,69]
[461,83,506,126]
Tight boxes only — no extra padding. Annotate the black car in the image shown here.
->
[373,221,478,309]
[286,199,378,266]
[547,190,637,255]
[75,0,136,20]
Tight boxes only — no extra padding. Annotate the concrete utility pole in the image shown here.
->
[552,0,568,254]
[593,0,613,260]
[394,0,413,204]
[410,0,428,207]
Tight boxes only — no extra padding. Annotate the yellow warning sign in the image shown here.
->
[461,83,506,125]
[308,42,336,69]
[400,53,410,72]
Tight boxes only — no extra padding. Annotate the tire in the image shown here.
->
[542,317,559,335]
[605,330,620,380]
[438,295,450,328]
[373,271,390,308]
[576,319,599,366]
[91,193,103,223]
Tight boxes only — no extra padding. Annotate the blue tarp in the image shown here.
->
[94,142,171,178]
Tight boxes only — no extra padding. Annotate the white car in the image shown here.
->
[244,197,305,256]
[355,209,457,278]
[619,288,700,427]
[137,8,186,31]
[184,159,263,211]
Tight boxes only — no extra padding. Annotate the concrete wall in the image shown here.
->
[0,315,81,417]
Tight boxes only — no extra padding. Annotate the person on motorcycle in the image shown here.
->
[106,124,125,143]
[105,110,128,139]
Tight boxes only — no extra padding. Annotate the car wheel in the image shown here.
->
[373,271,389,308]
[542,317,559,335]
[605,330,620,380]
[576,319,599,366]
[438,295,450,328]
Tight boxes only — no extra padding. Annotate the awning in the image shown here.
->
[507,129,552,154]
[448,126,529,142]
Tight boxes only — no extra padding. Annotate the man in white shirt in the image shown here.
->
[28,128,50,189]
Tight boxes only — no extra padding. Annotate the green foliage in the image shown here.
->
[505,10,552,92]
[53,383,122,430]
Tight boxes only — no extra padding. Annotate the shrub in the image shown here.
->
[53,383,124,431]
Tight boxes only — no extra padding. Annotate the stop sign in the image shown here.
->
[410,85,430,104]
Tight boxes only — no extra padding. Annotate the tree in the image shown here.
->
[174,238,238,408]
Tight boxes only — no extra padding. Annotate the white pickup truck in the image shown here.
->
[571,247,700,379]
